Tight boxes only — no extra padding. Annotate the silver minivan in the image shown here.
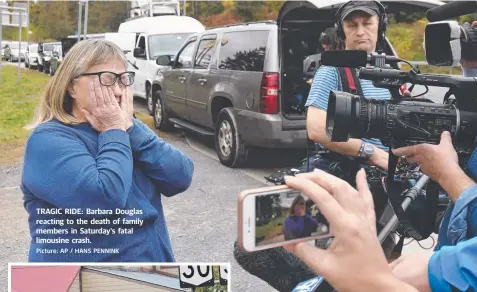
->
[153,0,443,168]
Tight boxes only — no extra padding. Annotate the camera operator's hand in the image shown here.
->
[392,131,475,202]
[389,253,433,292]
[460,21,477,69]
[283,169,417,292]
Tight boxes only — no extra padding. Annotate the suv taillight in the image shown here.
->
[260,72,279,114]
[400,83,407,95]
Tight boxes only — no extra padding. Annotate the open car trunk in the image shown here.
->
[277,0,444,131]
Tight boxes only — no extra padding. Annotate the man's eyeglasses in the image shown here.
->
[80,71,135,87]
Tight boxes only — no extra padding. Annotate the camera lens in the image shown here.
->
[326,91,387,142]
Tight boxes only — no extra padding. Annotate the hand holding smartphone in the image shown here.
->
[238,185,332,252]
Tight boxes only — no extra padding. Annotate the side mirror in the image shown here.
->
[133,47,145,58]
[156,55,172,66]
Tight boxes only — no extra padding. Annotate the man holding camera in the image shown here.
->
[305,0,392,170]
[284,16,477,292]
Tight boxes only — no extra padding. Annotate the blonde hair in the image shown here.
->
[28,38,129,128]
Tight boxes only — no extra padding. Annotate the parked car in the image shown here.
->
[24,43,39,69]
[3,41,27,62]
[152,0,443,168]
[118,15,205,115]
[37,41,61,74]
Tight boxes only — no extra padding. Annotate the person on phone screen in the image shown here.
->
[283,196,319,240]
[21,38,194,262]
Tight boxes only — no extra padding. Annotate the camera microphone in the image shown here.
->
[320,50,400,68]
[426,1,477,22]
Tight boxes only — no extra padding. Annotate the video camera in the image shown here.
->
[320,0,477,245]
[322,13,477,159]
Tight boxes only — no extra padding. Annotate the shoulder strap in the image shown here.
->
[336,67,364,98]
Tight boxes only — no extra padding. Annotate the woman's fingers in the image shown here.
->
[93,78,106,107]
[88,81,97,108]
[108,87,120,108]
[356,169,374,212]
[100,81,112,105]
[285,175,345,228]
[295,170,358,211]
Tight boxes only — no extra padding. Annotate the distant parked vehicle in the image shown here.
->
[4,42,27,62]
[24,43,39,69]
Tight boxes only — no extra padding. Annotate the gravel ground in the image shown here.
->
[0,136,275,292]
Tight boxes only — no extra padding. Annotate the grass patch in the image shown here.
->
[0,65,51,164]
[256,214,288,240]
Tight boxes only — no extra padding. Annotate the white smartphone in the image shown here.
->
[238,185,332,252]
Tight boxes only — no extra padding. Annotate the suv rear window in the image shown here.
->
[218,30,269,72]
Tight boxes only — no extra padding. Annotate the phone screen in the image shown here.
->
[254,189,330,247]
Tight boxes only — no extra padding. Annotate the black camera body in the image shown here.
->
[326,68,477,163]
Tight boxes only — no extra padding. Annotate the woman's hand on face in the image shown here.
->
[81,78,126,132]
[120,86,134,130]
[283,169,409,292]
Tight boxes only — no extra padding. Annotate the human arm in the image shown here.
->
[305,214,319,231]
[127,118,194,196]
[22,128,133,214]
[283,169,418,292]
[428,236,477,292]
[306,67,389,170]
[393,132,476,202]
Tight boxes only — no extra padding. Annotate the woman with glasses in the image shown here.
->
[21,39,194,262]
[283,196,319,240]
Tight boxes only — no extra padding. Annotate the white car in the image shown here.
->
[25,43,39,69]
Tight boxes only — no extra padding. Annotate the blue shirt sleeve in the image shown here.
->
[428,236,477,292]
[305,66,340,111]
[22,128,133,213]
[127,118,194,197]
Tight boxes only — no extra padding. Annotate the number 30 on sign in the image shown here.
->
[179,265,214,289]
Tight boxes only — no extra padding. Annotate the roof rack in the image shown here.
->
[206,20,276,30]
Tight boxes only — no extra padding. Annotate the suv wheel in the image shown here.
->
[214,108,249,168]
[153,90,174,131]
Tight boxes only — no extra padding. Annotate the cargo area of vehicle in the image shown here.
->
[278,4,338,121]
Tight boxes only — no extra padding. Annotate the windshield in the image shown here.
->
[30,44,38,52]
[148,33,191,59]
[10,43,27,50]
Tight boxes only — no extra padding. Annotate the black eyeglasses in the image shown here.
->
[80,71,135,87]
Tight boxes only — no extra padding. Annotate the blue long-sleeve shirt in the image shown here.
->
[21,118,194,262]
[283,215,319,240]
[427,67,477,291]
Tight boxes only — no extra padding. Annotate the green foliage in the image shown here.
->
[0,66,50,143]
[195,266,228,292]
[2,1,131,42]
[387,18,462,74]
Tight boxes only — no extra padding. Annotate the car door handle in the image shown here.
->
[179,76,186,83]
[198,78,207,85]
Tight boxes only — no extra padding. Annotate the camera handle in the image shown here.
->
[378,174,430,243]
